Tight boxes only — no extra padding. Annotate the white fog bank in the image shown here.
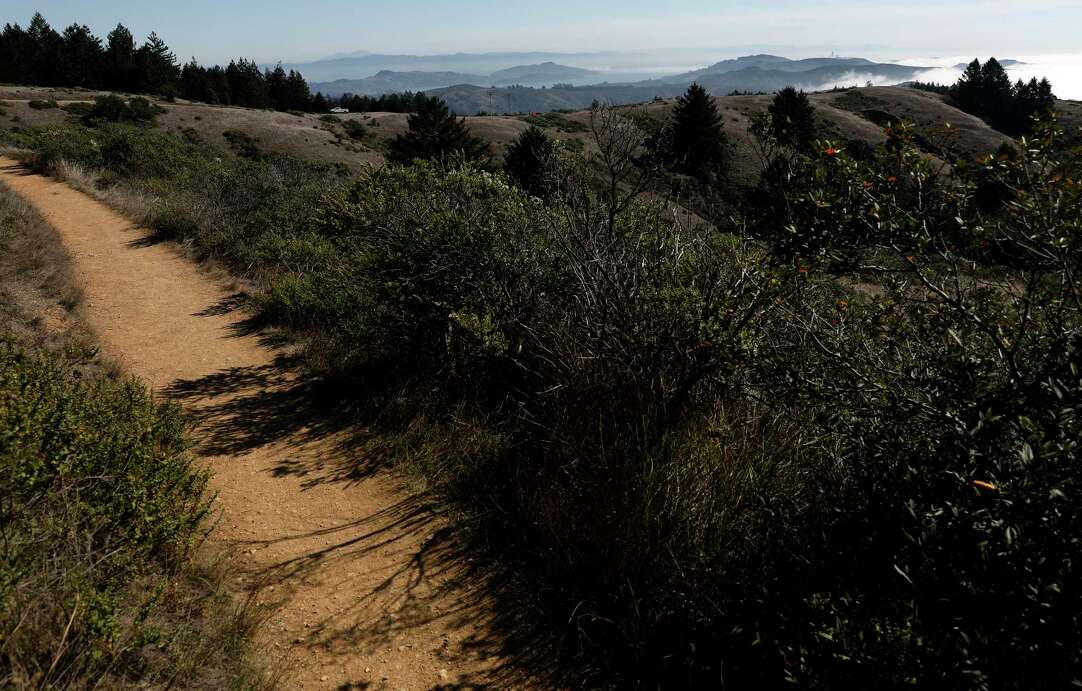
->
[903,53,1082,101]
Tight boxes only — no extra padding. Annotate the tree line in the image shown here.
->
[328,91,436,114]
[0,12,327,112]
[950,58,1055,135]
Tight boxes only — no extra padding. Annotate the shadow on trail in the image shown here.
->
[162,294,562,689]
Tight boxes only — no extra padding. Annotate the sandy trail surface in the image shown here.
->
[0,157,530,690]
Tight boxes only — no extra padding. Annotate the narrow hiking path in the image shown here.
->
[0,158,530,690]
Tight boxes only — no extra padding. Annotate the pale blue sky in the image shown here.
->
[10,1,1082,64]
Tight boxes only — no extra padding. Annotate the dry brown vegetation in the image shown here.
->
[4,83,1052,187]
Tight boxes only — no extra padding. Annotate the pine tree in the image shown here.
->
[0,23,32,84]
[225,59,270,108]
[769,86,817,150]
[311,92,329,113]
[670,82,728,179]
[265,63,289,110]
[136,32,178,94]
[26,13,62,86]
[105,24,136,92]
[284,70,312,111]
[950,59,984,114]
[388,97,490,165]
[60,24,104,88]
[504,126,558,197]
[979,58,1013,127]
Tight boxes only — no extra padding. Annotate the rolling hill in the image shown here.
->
[7,84,1067,192]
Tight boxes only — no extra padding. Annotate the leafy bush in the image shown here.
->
[341,118,367,141]
[521,111,588,133]
[81,95,162,125]
[0,340,220,686]
[27,99,58,110]
[9,106,1082,689]
[60,101,94,117]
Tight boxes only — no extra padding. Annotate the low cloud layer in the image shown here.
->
[906,54,1082,100]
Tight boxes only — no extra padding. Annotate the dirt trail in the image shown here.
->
[0,158,529,690]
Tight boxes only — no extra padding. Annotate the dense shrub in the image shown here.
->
[27,98,58,110]
[7,107,1081,689]
[341,118,367,141]
[82,94,162,125]
[0,340,216,686]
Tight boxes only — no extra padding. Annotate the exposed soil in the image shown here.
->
[0,157,534,690]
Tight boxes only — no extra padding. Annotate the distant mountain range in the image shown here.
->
[314,62,599,96]
[304,52,1008,115]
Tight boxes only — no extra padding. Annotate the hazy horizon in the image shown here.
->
[13,1,1081,64]
[9,2,1082,99]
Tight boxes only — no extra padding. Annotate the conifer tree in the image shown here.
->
[0,23,32,84]
[504,126,558,197]
[105,24,137,92]
[225,59,269,108]
[136,32,178,94]
[60,24,104,88]
[769,86,817,150]
[26,13,62,86]
[388,96,490,165]
[670,82,728,179]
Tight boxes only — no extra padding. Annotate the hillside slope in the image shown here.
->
[4,84,1064,189]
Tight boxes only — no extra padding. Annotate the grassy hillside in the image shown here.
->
[3,83,1054,188]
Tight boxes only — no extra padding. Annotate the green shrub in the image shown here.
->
[60,101,94,117]
[27,99,58,110]
[82,95,161,125]
[0,339,216,686]
[341,118,367,141]
[522,111,588,133]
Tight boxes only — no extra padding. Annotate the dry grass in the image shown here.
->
[3,84,1020,188]
[0,179,87,352]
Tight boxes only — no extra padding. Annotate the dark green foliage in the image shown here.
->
[27,99,57,110]
[388,96,490,165]
[0,12,320,113]
[521,111,589,132]
[59,23,103,88]
[669,82,728,179]
[104,23,136,91]
[265,62,312,112]
[82,94,161,125]
[341,118,367,141]
[950,58,1056,135]
[9,107,1082,690]
[224,58,270,109]
[504,126,557,196]
[329,90,435,114]
[769,86,817,150]
[907,80,950,95]
[0,339,213,685]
